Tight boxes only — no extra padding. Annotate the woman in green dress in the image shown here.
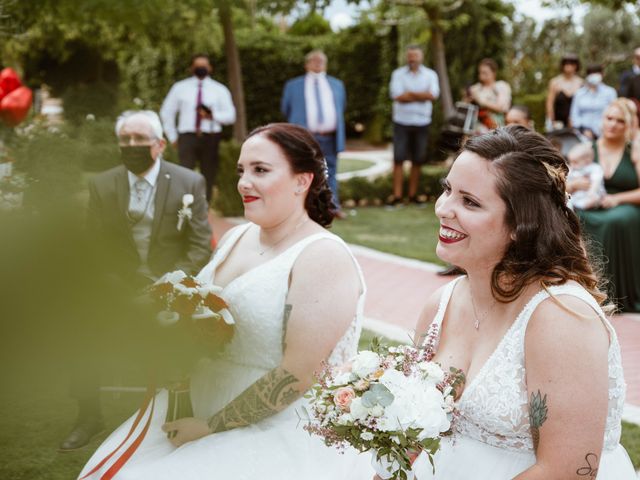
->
[569,99,640,312]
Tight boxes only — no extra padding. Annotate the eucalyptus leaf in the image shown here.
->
[361,383,394,407]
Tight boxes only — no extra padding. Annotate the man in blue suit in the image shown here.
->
[281,50,347,217]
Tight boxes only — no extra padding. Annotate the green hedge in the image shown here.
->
[512,92,546,133]
[212,139,243,216]
[339,165,447,206]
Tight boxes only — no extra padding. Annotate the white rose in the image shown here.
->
[349,397,369,422]
[352,351,381,379]
[360,431,374,441]
[379,368,408,391]
[197,284,223,298]
[161,270,187,285]
[191,306,217,320]
[420,362,446,383]
[182,193,194,207]
[337,413,353,425]
[219,309,235,325]
[174,283,195,296]
[332,371,355,387]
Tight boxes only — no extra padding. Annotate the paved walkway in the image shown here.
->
[209,212,640,422]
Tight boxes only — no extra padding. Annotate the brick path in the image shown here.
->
[209,213,640,414]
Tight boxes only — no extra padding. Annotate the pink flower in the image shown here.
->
[333,387,356,411]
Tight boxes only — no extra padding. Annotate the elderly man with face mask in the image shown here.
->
[160,53,236,203]
[59,110,212,452]
[569,64,617,139]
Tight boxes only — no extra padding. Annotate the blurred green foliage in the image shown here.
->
[212,139,243,216]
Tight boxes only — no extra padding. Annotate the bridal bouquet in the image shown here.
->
[303,339,464,480]
[143,270,235,426]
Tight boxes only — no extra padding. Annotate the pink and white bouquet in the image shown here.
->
[303,338,464,480]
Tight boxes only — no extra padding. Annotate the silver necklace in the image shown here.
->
[469,283,497,330]
[258,217,309,256]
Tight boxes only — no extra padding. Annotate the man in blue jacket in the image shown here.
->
[281,50,347,218]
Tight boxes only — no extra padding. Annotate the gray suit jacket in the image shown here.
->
[88,160,212,286]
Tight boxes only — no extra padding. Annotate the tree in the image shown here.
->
[217,0,247,141]
[359,0,512,119]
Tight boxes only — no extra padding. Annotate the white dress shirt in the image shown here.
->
[390,65,440,126]
[304,72,337,134]
[160,76,236,143]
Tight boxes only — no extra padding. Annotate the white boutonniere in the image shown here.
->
[177,193,194,231]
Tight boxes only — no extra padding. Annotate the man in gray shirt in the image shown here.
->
[388,46,440,207]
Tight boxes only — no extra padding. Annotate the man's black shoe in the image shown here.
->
[59,420,105,452]
[408,195,428,207]
[385,196,403,208]
[437,265,465,276]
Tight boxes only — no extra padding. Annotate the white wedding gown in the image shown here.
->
[78,223,374,479]
[412,276,636,479]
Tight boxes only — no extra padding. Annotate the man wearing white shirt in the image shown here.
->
[281,50,347,217]
[388,46,440,207]
[160,54,236,203]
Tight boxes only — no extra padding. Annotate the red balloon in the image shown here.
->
[0,68,22,96]
[0,86,33,126]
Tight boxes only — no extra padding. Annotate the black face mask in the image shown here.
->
[120,146,154,174]
[193,67,208,79]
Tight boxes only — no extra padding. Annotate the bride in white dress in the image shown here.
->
[79,123,374,479]
[384,126,635,479]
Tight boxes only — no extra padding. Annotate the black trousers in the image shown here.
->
[177,132,221,203]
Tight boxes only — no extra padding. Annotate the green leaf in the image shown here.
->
[361,383,394,407]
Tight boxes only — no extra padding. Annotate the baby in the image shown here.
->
[566,142,606,210]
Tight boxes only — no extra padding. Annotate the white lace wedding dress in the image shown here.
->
[412,276,636,479]
[78,223,374,479]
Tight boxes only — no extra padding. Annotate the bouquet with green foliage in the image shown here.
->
[303,338,464,479]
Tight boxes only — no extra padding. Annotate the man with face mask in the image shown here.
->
[160,53,236,203]
[59,110,212,451]
[569,64,617,139]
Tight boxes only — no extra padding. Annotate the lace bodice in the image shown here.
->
[196,223,365,370]
[428,277,626,453]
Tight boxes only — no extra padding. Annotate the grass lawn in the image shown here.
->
[331,203,444,265]
[337,158,375,174]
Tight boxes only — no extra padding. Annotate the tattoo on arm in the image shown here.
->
[529,390,548,452]
[207,367,300,434]
[282,304,292,352]
[576,453,599,477]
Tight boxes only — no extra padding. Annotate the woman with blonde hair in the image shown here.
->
[570,98,640,312]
